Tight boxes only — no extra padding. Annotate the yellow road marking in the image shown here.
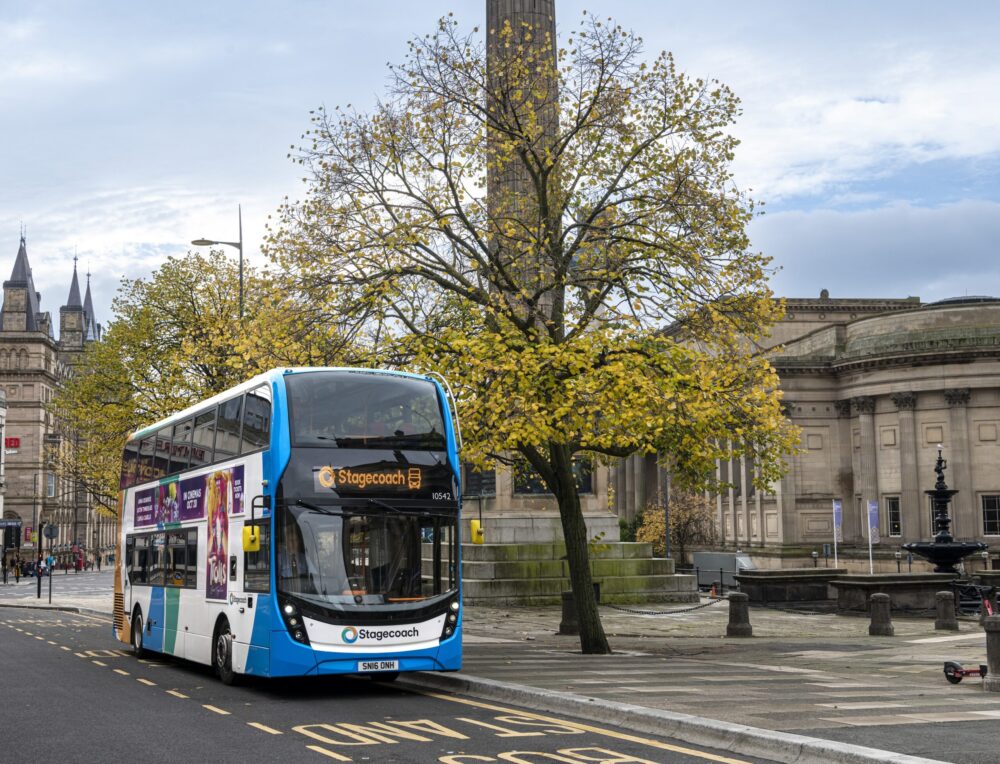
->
[137,678,156,686]
[167,690,189,699]
[75,652,87,658]
[47,640,57,645]
[203,705,230,716]
[114,669,130,676]
[419,692,752,764]
[247,722,282,735]
[60,646,70,651]
[92,660,107,667]
[15,628,23,632]
[34,636,44,640]
[305,745,351,761]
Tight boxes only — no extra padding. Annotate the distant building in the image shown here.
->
[0,235,110,569]
[615,293,1000,564]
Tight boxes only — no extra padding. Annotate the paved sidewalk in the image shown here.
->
[457,600,994,763]
[4,580,994,763]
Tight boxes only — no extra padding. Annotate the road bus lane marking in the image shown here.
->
[418,692,753,764]
[290,713,732,764]
[247,722,283,735]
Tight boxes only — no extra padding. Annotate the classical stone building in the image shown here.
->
[0,235,111,569]
[614,293,1000,565]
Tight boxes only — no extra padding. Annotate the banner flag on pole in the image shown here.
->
[868,499,881,545]
[832,499,843,543]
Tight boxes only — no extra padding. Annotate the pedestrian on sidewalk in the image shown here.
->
[14,557,20,583]
[2,558,7,585]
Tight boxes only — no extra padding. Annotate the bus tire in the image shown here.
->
[131,612,146,659]
[214,619,237,686]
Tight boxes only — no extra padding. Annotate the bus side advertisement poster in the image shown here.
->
[133,466,244,530]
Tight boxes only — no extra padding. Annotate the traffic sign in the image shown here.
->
[43,525,57,540]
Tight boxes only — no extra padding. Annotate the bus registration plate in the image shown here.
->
[358,659,399,672]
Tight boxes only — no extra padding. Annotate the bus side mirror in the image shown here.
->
[243,527,260,553]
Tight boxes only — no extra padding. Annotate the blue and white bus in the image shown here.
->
[112,367,462,683]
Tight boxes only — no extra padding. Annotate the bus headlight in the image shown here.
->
[279,599,310,645]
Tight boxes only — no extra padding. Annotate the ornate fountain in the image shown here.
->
[903,449,987,574]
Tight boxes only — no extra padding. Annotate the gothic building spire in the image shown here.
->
[66,257,83,308]
[2,235,45,333]
[83,271,101,341]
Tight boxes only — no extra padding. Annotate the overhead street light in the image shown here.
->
[192,204,244,319]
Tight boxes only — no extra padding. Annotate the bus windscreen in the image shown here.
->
[286,372,447,451]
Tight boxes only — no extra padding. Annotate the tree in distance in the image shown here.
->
[636,490,717,564]
[49,250,349,514]
[267,12,797,654]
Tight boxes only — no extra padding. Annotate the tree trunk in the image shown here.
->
[550,444,610,654]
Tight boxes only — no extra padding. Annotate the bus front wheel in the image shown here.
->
[131,613,146,659]
[215,620,237,686]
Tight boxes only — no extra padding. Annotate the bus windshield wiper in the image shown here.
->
[367,497,405,514]
[294,499,342,516]
[366,498,453,518]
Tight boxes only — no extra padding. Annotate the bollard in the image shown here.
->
[935,591,959,631]
[869,592,894,637]
[558,591,579,636]
[726,592,752,637]
[984,616,1000,692]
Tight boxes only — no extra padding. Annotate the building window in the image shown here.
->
[513,457,593,496]
[886,496,901,537]
[46,472,55,498]
[983,495,1000,536]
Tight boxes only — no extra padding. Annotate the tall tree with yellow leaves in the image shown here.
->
[49,250,350,517]
[268,12,797,654]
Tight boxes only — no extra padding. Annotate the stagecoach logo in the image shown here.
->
[314,466,422,493]
[341,626,359,644]
[229,594,248,606]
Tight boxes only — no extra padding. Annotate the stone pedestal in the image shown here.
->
[869,593,894,636]
[734,568,846,604]
[983,616,1000,692]
[726,592,752,638]
[935,591,959,631]
[831,573,957,614]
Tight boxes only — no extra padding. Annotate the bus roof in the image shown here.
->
[127,366,440,442]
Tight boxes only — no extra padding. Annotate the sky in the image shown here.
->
[2,1,999,331]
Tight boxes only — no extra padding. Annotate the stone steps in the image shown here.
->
[433,541,698,606]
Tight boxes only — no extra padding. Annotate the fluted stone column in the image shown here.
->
[891,392,921,541]
[834,400,856,542]
[854,396,879,540]
[945,389,972,538]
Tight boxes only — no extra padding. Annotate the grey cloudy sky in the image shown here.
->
[2,1,998,329]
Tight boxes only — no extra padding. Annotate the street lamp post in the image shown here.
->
[192,204,244,319]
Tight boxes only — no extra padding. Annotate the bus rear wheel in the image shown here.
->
[215,620,237,686]
[131,613,146,659]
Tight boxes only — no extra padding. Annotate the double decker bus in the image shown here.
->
[113,368,462,683]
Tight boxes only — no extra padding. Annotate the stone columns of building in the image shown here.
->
[834,400,854,542]
[715,455,726,546]
[853,396,879,541]
[739,453,749,544]
[945,388,973,538]
[776,402,796,547]
[891,392,922,541]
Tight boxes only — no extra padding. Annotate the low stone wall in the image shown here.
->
[734,568,846,604]
[831,573,957,614]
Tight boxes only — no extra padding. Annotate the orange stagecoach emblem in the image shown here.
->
[314,466,423,492]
